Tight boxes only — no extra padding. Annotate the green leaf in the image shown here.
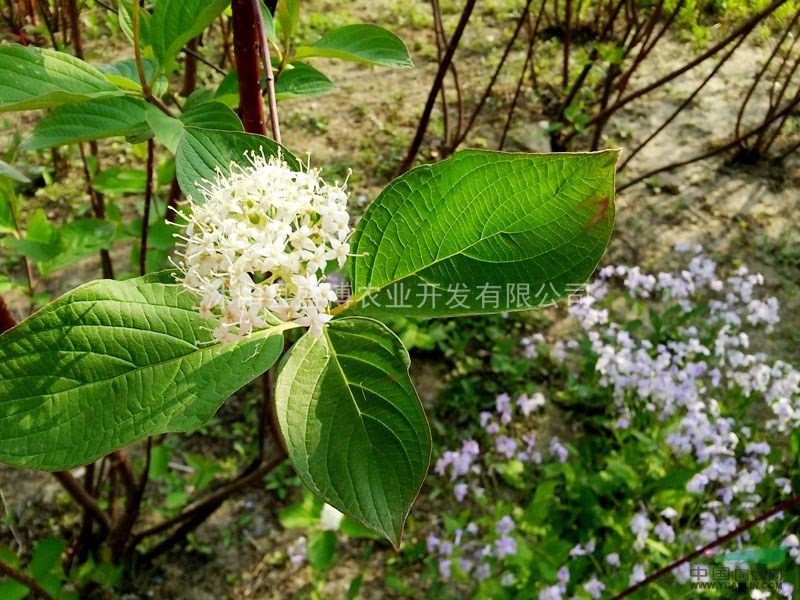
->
[144,107,183,154]
[0,272,287,470]
[182,102,243,131]
[348,150,618,317]
[276,62,335,100]
[175,127,299,201]
[0,177,19,235]
[0,581,28,600]
[275,0,300,45]
[20,97,149,151]
[98,58,159,92]
[278,491,323,528]
[275,317,431,547]
[260,1,277,43]
[216,63,336,105]
[340,517,382,539]
[347,574,363,600]
[30,538,64,581]
[3,209,60,262]
[293,24,413,68]
[0,44,121,112]
[92,168,147,195]
[212,70,241,108]
[0,160,30,183]
[151,0,230,66]
[39,219,117,275]
[147,101,243,155]
[5,214,115,276]
[182,89,214,112]
[307,530,337,572]
[525,481,557,526]
[117,0,150,49]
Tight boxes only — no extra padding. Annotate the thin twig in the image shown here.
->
[0,487,23,550]
[397,0,477,174]
[181,37,198,97]
[619,93,800,191]
[450,0,534,150]
[113,438,153,558]
[78,144,114,279]
[139,139,154,276]
[131,0,149,98]
[620,30,750,170]
[499,32,534,150]
[66,462,95,570]
[133,448,284,547]
[53,471,110,535]
[562,0,571,92]
[0,558,57,600]
[583,0,789,132]
[612,493,800,599]
[93,0,226,75]
[252,0,281,142]
[430,0,449,150]
[6,184,36,313]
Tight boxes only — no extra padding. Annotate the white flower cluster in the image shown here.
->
[175,152,351,342]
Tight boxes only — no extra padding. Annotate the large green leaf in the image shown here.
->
[20,97,148,151]
[0,272,286,470]
[293,25,412,68]
[275,317,431,547]
[347,150,618,318]
[0,44,121,112]
[175,127,300,201]
[151,0,230,66]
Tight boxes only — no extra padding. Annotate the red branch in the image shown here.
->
[232,0,267,135]
[0,295,17,333]
[612,494,800,599]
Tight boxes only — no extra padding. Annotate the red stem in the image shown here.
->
[232,0,267,135]
[0,295,16,333]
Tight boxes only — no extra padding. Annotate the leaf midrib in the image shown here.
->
[355,154,609,303]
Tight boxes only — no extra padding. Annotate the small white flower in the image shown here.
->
[583,576,605,599]
[630,564,646,585]
[320,503,344,531]
[660,507,678,520]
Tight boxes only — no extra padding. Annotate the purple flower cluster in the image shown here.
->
[427,517,519,587]
[422,246,798,596]
[568,246,797,543]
